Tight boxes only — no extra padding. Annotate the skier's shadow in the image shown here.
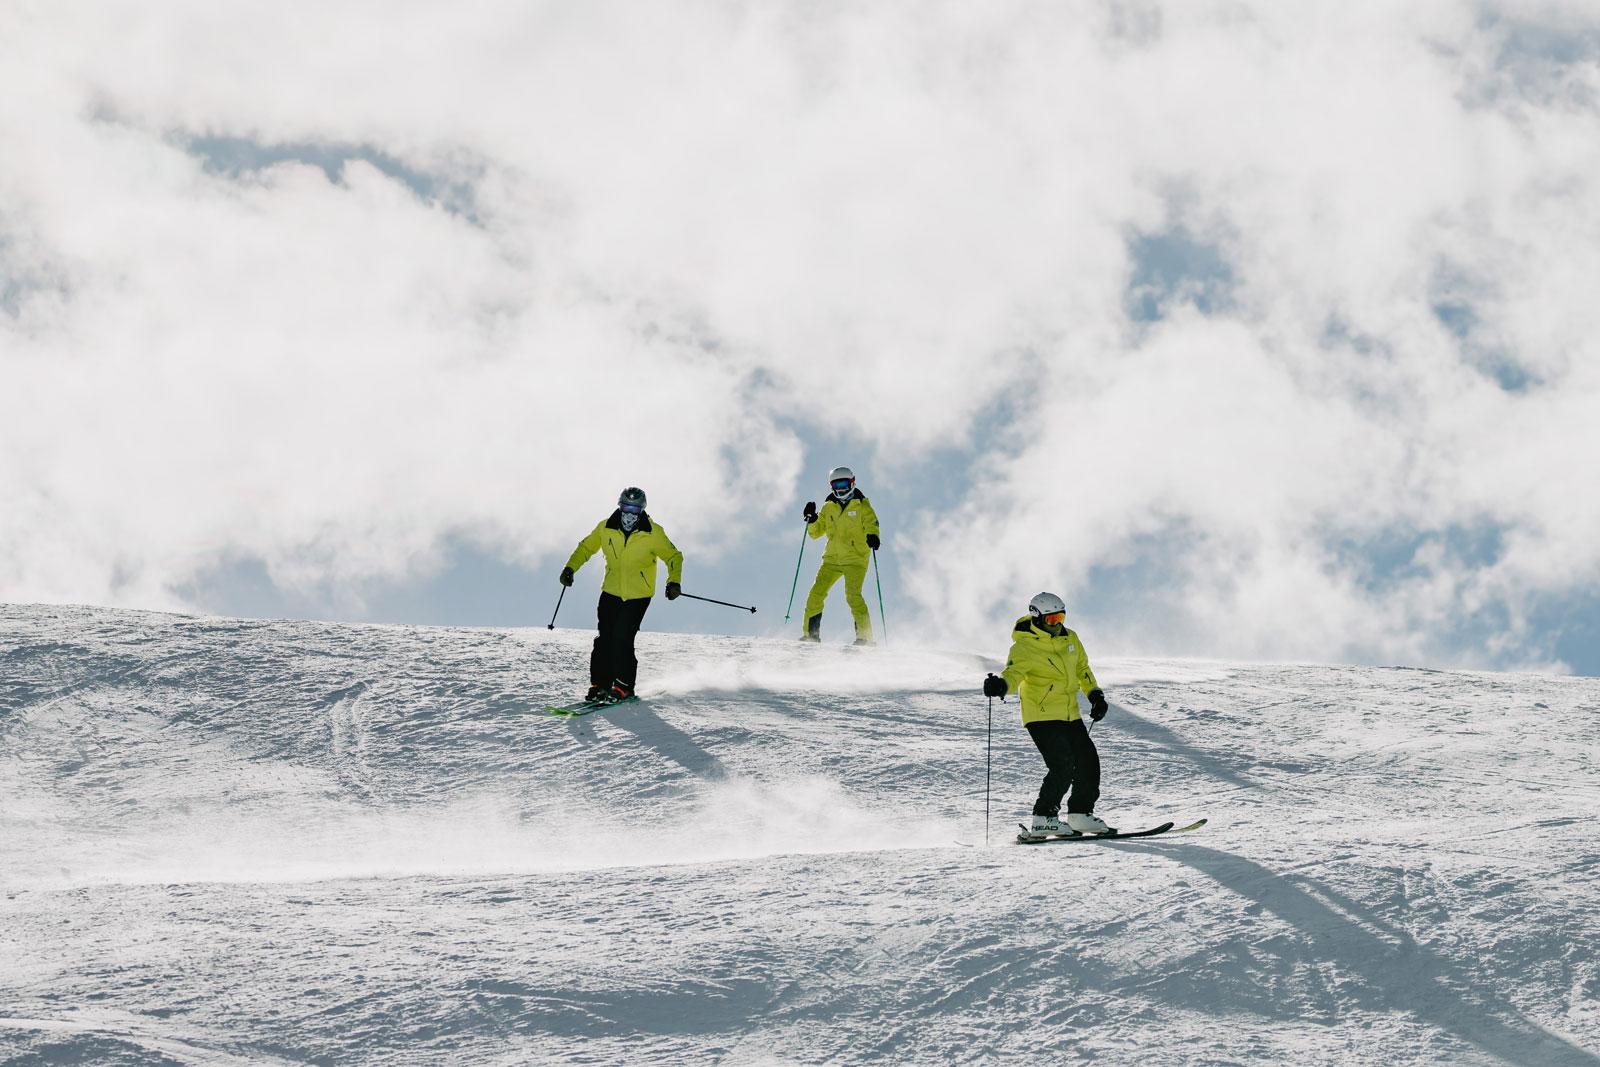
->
[1108,703,1263,793]
[604,704,728,782]
[1123,841,1598,1066]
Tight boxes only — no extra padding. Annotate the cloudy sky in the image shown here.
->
[3,1,1598,674]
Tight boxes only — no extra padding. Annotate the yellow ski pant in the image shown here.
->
[803,560,873,640]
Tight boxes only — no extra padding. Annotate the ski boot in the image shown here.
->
[602,680,634,704]
[585,684,608,704]
[799,614,822,643]
[1065,812,1114,835]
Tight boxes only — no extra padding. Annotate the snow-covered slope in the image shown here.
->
[2,605,1596,1065]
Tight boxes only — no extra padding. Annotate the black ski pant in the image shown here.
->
[1026,718,1100,817]
[590,593,651,689]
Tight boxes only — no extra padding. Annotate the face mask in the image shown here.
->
[620,512,639,532]
[832,480,853,500]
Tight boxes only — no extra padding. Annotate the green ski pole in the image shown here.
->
[783,524,809,623]
[872,548,888,646]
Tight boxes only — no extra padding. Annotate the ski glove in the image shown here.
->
[665,582,681,601]
[559,567,575,587]
[983,673,1008,698]
[803,501,818,524]
[866,534,880,551]
[1088,688,1108,721]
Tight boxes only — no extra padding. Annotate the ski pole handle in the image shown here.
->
[678,591,757,614]
[547,584,567,630]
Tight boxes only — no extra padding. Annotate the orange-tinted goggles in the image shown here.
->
[1040,611,1066,626]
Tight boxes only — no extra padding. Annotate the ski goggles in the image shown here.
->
[619,502,643,515]
[1039,611,1066,626]
[830,479,853,493]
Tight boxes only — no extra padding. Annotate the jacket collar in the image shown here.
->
[605,509,653,533]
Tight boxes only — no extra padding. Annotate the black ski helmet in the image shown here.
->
[618,487,647,511]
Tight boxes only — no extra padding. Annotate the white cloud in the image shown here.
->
[2,2,1598,669]
[900,5,1600,669]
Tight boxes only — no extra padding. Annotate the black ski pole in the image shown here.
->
[547,585,567,630]
[678,591,757,614]
[783,524,808,622]
[985,695,994,846]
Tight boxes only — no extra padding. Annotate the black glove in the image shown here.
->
[559,567,574,587]
[983,673,1007,698]
[803,501,818,524]
[665,582,681,601]
[865,533,880,551]
[1088,688,1108,721]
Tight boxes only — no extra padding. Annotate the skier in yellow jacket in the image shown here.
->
[983,592,1113,838]
[799,465,880,645]
[561,487,683,704]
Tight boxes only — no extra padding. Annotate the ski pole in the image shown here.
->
[783,524,808,622]
[985,695,994,847]
[871,548,888,646]
[678,591,757,614]
[547,585,567,630]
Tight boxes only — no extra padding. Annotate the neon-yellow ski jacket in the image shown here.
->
[565,511,683,602]
[1000,616,1100,724]
[808,491,880,565]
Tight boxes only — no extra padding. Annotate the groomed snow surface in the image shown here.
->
[2,605,1597,1066]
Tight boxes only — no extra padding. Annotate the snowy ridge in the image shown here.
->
[2,604,1597,1064]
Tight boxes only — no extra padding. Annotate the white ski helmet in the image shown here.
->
[828,466,856,498]
[1027,592,1067,621]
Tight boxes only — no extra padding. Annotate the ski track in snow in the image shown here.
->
[1,604,1597,1065]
